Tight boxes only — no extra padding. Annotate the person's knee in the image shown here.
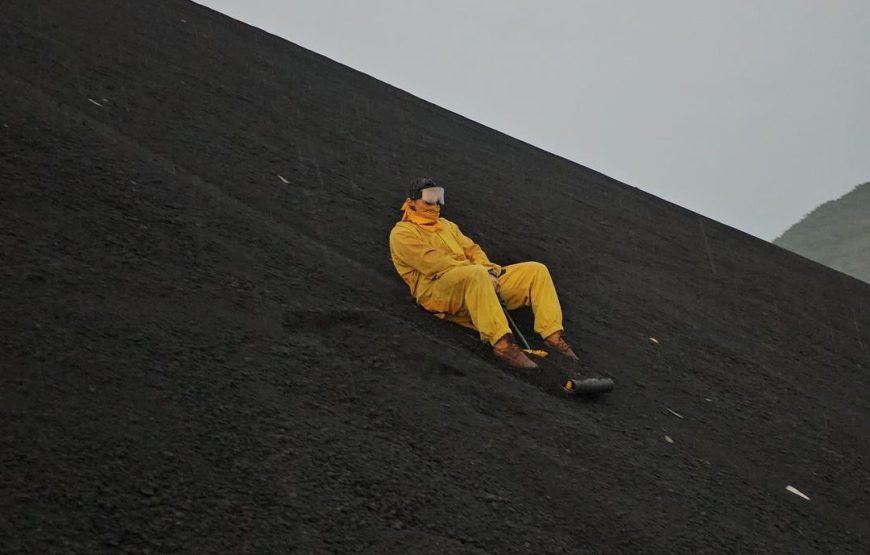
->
[469,265,491,281]
[456,265,490,291]
[528,261,549,275]
[465,265,496,297]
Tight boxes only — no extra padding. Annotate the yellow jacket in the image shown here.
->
[389,218,502,298]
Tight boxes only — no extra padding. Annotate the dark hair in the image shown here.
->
[407,177,438,200]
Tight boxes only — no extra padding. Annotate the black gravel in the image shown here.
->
[2,1,869,553]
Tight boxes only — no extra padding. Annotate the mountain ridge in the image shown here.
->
[775,181,870,284]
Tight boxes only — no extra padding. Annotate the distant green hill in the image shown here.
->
[775,182,870,283]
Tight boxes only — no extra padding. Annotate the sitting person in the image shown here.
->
[389,177,580,369]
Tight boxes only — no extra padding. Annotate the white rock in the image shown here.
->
[786,485,810,501]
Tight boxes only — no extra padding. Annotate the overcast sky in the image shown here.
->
[196,0,870,240]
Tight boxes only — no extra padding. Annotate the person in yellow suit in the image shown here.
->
[389,177,580,369]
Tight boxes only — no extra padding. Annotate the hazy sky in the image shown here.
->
[196,0,870,240]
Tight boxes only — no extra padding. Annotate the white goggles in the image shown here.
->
[419,186,445,205]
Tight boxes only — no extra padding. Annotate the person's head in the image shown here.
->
[407,177,444,210]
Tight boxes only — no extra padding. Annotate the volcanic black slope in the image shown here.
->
[2,2,869,553]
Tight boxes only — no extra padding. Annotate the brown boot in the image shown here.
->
[544,330,580,361]
[492,333,538,369]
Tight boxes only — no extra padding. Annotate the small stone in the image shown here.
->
[483,492,506,503]
[665,407,684,419]
[664,435,674,444]
[786,485,810,501]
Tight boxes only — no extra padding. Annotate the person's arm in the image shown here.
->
[454,224,503,276]
[390,225,471,278]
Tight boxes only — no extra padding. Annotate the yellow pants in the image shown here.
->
[415,261,564,346]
